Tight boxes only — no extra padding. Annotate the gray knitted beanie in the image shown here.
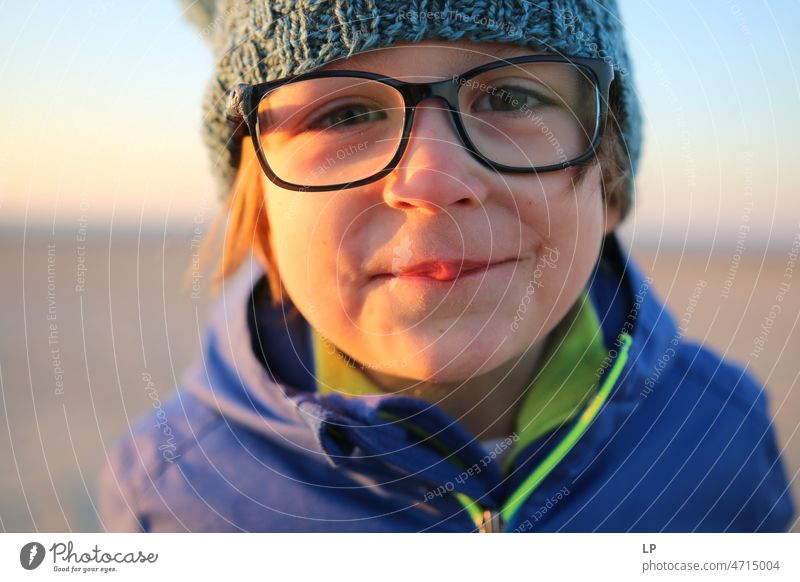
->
[181,0,642,202]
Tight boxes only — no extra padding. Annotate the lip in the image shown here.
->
[371,258,519,284]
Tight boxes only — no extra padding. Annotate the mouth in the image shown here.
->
[370,258,520,284]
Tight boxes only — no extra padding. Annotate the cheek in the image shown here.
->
[264,187,366,333]
[514,169,605,317]
[517,166,604,245]
[264,190,330,308]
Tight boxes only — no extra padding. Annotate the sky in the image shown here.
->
[1,0,798,251]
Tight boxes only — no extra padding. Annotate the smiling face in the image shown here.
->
[261,39,619,384]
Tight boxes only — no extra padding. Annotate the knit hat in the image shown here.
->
[181,0,642,202]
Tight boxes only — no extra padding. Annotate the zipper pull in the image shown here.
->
[453,492,504,533]
[478,509,504,533]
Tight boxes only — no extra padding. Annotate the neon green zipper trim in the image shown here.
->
[454,492,484,526]
[498,332,632,525]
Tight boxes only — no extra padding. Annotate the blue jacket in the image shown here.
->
[98,234,795,532]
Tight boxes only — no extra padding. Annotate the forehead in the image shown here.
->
[316,40,544,79]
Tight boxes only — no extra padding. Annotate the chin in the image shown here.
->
[385,363,473,385]
[396,332,518,383]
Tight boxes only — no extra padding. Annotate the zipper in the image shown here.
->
[454,492,504,532]
[478,509,503,533]
[454,500,502,532]
[381,332,632,532]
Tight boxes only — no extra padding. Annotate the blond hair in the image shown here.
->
[182,137,285,305]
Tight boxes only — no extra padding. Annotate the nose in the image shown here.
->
[382,99,492,215]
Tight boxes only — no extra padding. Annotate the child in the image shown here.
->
[98,0,795,532]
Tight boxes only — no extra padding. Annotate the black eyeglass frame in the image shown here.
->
[226,54,615,192]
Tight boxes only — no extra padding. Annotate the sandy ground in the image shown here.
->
[1,229,798,532]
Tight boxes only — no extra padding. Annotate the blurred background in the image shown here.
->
[1,0,798,531]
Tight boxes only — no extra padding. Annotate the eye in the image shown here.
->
[472,84,551,115]
[307,102,388,131]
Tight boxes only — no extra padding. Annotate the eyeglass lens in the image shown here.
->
[256,61,599,187]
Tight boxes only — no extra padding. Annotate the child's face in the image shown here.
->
[262,40,620,383]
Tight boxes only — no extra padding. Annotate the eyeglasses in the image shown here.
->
[226,55,614,192]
